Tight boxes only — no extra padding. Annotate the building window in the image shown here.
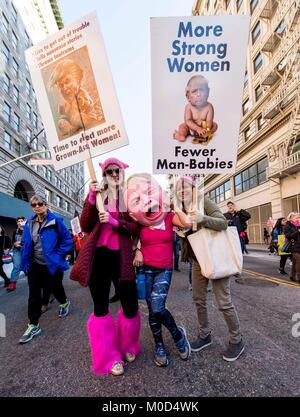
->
[32,138,38,150]
[257,114,265,130]
[209,180,231,203]
[234,158,268,195]
[12,58,19,78]
[46,168,52,181]
[13,113,20,132]
[244,70,248,86]
[26,103,31,120]
[255,85,263,101]
[4,131,11,150]
[56,195,62,208]
[11,3,18,24]
[13,85,19,105]
[3,73,10,93]
[2,42,9,65]
[26,127,32,143]
[45,188,52,204]
[33,112,38,128]
[14,140,20,155]
[26,79,31,96]
[236,0,243,12]
[244,126,251,141]
[3,101,11,122]
[252,21,261,44]
[250,0,258,13]
[254,53,263,73]
[257,158,268,184]
[276,20,286,35]
[2,13,9,34]
[25,30,30,48]
[242,98,249,115]
[65,201,70,212]
[12,30,18,50]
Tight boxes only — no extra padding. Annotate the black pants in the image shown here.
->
[88,247,138,318]
[0,261,9,284]
[280,254,293,270]
[27,263,67,325]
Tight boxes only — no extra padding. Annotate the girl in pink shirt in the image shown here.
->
[124,173,193,367]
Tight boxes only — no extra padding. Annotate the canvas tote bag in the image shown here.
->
[187,226,243,279]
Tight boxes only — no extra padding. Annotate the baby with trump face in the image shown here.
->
[124,174,169,227]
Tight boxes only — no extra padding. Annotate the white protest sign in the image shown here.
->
[70,216,81,235]
[25,12,128,171]
[151,15,250,174]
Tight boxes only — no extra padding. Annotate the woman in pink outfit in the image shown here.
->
[71,158,140,376]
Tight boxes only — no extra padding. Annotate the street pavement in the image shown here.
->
[0,250,299,397]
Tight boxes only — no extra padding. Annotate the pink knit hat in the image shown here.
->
[99,158,129,176]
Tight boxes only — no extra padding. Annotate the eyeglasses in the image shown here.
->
[105,168,120,176]
[31,202,44,208]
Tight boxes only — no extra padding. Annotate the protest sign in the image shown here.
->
[25,12,128,172]
[70,216,81,235]
[151,15,250,174]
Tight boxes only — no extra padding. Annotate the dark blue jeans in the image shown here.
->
[143,265,181,346]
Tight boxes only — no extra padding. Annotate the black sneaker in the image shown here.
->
[175,326,191,360]
[190,334,212,352]
[19,324,42,344]
[278,268,287,275]
[154,343,169,367]
[222,340,245,362]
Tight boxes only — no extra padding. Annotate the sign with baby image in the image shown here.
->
[151,15,250,174]
[25,12,128,170]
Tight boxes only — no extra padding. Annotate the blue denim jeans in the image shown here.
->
[143,265,181,346]
[10,248,22,283]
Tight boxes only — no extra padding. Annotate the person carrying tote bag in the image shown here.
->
[175,177,244,363]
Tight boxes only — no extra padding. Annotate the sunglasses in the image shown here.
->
[105,168,120,176]
[31,202,44,208]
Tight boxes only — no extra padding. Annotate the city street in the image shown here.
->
[0,248,299,397]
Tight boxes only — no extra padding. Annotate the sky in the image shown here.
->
[58,0,194,188]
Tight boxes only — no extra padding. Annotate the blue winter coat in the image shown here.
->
[21,210,73,276]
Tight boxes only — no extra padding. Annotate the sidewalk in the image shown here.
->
[247,243,269,252]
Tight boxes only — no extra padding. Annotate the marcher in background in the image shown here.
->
[0,224,11,288]
[284,213,300,283]
[263,228,270,245]
[224,202,251,255]
[176,177,244,362]
[70,158,141,377]
[19,195,73,344]
[7,217,25,292]
[271,217,292,275]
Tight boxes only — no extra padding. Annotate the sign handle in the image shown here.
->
[192,183,197,232]
[87,159,104,213]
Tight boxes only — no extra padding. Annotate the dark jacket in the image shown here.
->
[70,196,140,287]
[21,211,73,275]
[284,221,300,253]
[224,209,251,234]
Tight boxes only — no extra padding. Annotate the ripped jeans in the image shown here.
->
[143,265,181,346]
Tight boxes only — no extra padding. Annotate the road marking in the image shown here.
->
[242,269,300,289]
